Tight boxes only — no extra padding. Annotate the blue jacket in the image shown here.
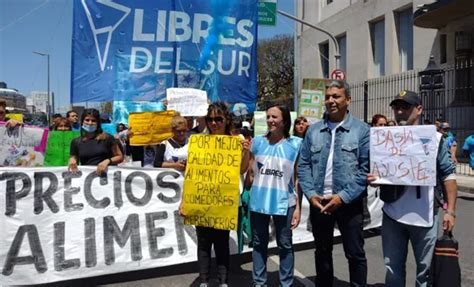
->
[297,112,370,203]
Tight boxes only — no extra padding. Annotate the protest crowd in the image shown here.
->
[1,79,469,287]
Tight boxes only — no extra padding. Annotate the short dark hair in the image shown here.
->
[326,80,351,97]
[52,113,62,119]
[66,110,77,118]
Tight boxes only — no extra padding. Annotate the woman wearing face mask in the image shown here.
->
[181,102,250,287]
[68,108,123,175]
[249,104,302,287]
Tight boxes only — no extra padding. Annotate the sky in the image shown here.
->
[0,0,296,112]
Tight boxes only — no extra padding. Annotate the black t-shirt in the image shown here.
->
[70,134,116,165]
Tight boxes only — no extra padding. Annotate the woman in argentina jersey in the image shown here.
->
[249,104,302,287]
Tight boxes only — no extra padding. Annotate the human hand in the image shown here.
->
[309,195,325,210]
[96,159,110,175]
[291,207,301,229]
[443,212,455,232]
[175,161,186,171]
[367,173,379,187]
[179,201,186,217]
[320,194,343,214]
[68,158,79,174]
[241,139,250,153]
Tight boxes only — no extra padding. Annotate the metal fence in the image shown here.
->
[350,62,474,176]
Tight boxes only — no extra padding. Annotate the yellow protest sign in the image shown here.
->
[183,134,242,231]
[8,113,23,122]
[128,111,175,146]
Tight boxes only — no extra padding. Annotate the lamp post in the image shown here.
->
[33,51,51,122]
[418,55,445,123]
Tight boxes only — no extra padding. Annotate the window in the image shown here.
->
[320,42,329,78]
[397,9,413,71]
[440,34,447,64]
[370,19,385,77]
[337,35,347,73]
[326,0,333,5]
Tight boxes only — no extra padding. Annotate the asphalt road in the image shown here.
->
[39,192,474,287]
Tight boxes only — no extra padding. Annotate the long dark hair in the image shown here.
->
[206,102,232,135]
[293,116,308,137]
[267,104,291,138]
[80,108,105,140]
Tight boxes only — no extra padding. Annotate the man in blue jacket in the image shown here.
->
[298,80,370,287]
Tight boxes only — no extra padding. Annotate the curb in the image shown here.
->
[458,185,474,194]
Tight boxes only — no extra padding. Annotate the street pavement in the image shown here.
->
[42,190,473,287]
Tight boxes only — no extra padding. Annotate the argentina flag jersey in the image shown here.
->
[250,135,302,215]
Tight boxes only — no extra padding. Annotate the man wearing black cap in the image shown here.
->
[368,90,458,287]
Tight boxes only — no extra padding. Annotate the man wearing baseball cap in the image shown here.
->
[368,90,458,287]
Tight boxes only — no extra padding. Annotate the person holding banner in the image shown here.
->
[249,104,302,287]
[154,115,189,171]
[298,80,370,287]
[68,108,123,175]
[367,90,457,287]
[182,102,250,287]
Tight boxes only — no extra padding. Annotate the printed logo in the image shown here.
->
[257,161,283,178]
[81,0,131,71]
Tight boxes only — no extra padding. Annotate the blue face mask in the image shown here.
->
[82,124,97,133]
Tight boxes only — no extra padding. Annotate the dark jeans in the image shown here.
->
[310,199,367,287]
[196,226,230,284]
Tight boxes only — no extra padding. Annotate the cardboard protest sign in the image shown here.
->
[7,113,24,122]
[370,125,438,186]
[0,124,47,167]
[0,166,383,284]
[182,135,242,230]
[128,111,175,146]
[166,88,208,117]
[44,131,80,166]
[299,78,329,123]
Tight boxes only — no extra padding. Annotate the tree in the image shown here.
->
[257,35,294,110]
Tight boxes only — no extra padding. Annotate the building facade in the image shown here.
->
[30,91,53,114]
[0,82,27,111]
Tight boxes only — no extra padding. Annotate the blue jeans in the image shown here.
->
[382,212,439,287]
[251,206,295,287]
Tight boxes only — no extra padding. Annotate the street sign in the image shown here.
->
[258,0,277,26]
[331,69,346,80]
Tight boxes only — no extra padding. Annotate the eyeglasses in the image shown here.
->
[391,102,412,110]
[205,116,224,123]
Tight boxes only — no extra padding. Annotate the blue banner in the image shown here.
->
[71,0,258,111]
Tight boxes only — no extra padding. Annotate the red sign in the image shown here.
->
[331,69,346,80]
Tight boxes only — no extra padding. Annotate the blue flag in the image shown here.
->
[71,0,258,112]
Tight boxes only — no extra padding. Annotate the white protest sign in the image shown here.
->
[0,166,383,285]
[166,88,208,116]
[0,124,47,167]
[370,125,438,186]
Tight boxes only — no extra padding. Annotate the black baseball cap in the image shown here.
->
[390,90,421,107]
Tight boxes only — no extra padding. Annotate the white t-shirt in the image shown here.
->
[323,120,344,197]
[383,133,456,227]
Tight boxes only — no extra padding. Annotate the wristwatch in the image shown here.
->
[108,158,113,164]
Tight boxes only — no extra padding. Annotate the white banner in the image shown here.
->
[166,88,208,117]
[370,125,438,186]
[0,166,382,285]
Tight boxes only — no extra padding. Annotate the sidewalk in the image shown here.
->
[457,174,474,194]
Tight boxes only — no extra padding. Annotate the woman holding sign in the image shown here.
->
[249,104,302,287]
[68,108,123,175]
[181,102,250,287]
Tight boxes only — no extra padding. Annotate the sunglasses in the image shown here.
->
[205,116,224,123]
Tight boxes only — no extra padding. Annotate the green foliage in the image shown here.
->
[257,35,294,110]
